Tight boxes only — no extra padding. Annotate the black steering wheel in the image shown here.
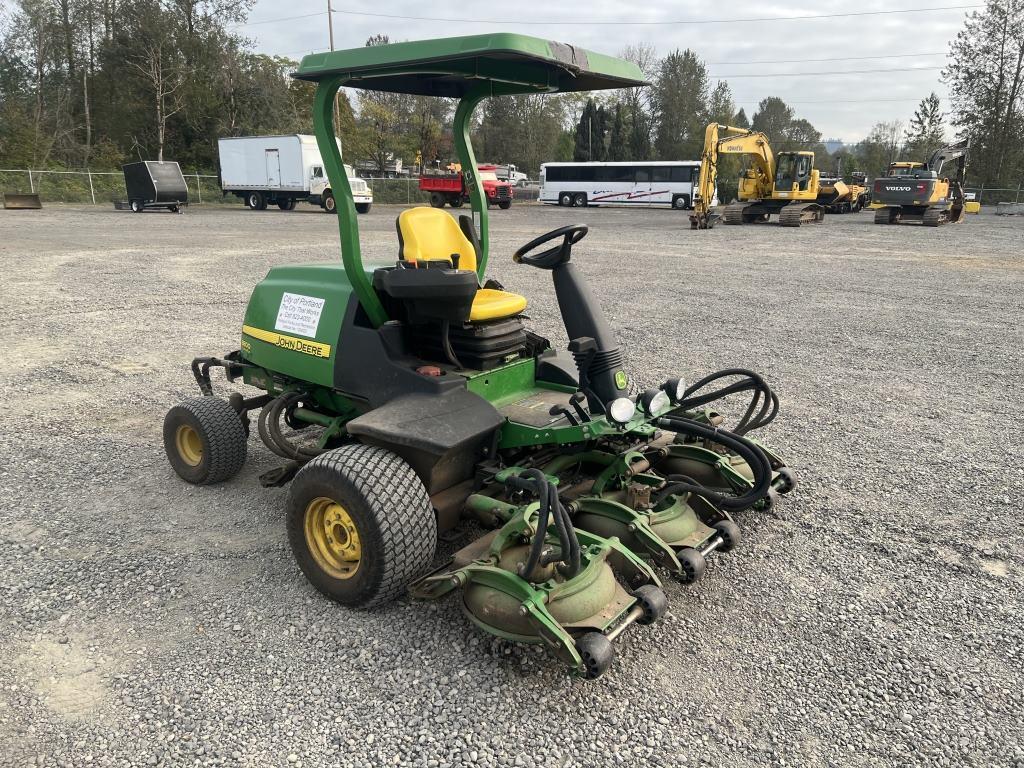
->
[512,224,589,269]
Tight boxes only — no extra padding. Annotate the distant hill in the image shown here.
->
[824,138,846,154]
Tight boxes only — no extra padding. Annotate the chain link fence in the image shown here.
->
[1,169,543,207]
[0,169,227,205]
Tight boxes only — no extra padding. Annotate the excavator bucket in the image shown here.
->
[3,193,42,210]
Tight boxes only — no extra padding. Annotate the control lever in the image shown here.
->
[568,391,590,423]
[549,403,580,426]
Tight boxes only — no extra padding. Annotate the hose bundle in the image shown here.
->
[504,469,581,581]
[674,368,778,436]
[655,415,773,512]
[257,392,325,462]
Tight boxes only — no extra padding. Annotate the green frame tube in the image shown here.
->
[312,77,389,328]
[453,84,491,278]
[313,78,496,322]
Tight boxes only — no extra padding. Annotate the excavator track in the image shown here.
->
[722,202,751,224]
[874,207,896,225]
[922,207,947,227]
[778,202,825,228]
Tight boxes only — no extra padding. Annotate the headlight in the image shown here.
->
[662,377,686,404]
[638,388,670,416]
[607,397,636,425]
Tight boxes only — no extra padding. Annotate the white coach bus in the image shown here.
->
[538,161,711,210]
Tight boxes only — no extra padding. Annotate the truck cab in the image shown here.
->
[310,163,373,214]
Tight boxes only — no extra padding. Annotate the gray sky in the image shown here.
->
[238,0,972,143]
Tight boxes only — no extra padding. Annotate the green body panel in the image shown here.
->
[240,263,355,388]
[463,358,537,403]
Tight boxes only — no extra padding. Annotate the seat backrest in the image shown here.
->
[396,207,478,272]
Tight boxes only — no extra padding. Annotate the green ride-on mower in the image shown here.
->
[163,35,797,678]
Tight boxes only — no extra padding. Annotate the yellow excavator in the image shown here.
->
[690,123,835,229]
[872,140,969,226]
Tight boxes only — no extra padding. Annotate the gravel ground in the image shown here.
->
[1,202,1022,768]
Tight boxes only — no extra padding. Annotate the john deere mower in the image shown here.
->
[163,35,796,678]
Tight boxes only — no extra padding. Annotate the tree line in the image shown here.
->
[1,0,1021,190]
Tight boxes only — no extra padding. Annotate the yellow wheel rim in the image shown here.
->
[304,497,361,580]
[175,424,203,467]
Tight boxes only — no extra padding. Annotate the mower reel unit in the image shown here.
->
[162,35,797,678]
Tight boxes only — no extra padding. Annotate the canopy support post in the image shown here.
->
[313,77,389,328]
[454,84,491,279]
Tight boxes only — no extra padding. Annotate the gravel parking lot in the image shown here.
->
[2,202,1022,768]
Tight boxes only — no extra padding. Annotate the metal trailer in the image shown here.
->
[120,161,188,213]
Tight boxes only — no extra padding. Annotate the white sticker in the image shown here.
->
[275,292,325,338]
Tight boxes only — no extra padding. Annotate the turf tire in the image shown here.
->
[163,397,247,485]
[286,444,437,608]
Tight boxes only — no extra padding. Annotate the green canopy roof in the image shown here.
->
[292,33,646,96]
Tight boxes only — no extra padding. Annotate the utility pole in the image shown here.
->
[327,0,341,138]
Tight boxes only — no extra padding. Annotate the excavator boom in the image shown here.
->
[690,124,775,229]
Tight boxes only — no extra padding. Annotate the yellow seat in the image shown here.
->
[397,207,527,322]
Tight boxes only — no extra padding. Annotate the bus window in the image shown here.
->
[598,167,630,184]
[652,167,672,183]
[635,168,651,184]
[670,166,691,183]
[690,167,701,184]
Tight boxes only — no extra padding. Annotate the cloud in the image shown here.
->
[230,0,967,142]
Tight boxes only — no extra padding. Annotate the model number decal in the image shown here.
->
[275,292,325,338]
[242,325,332,358]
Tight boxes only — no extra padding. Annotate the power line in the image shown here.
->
[732,97,925,104]
[706,52,945,65]
[230,11,325,28]
[331,4,980,26]
[711,66,943,77]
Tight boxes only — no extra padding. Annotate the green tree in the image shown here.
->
[751,97,795,146]
[652,49,709,159]
[733,107,750,129]
[608,104,626,161]
[903,92,946,159]
[855,121,905,177]
[945,0,1024,186]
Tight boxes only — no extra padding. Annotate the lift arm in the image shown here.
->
[690,124,776,229]
[926,139,970,181]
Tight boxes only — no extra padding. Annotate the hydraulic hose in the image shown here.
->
[674,368,779,435]
[258,392,325,462]
[506,470,580,580]
[655,415,773,512]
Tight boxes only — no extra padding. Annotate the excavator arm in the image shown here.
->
[926,139,969,180]
[690,124,776,229]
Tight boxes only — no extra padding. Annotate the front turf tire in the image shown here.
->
[163,397,247,485]
[286,444,437,608]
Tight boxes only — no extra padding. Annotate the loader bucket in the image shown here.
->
[3,193,42,210]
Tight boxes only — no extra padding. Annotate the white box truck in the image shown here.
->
[217,134,373,214]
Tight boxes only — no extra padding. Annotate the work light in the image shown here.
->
[607,397,636,426]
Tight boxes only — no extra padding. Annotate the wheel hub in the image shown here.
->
[304,497,361,579]
[175,424,203,467]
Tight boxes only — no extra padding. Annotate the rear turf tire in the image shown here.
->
[163,397,247,485]
[286,444,437,608]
